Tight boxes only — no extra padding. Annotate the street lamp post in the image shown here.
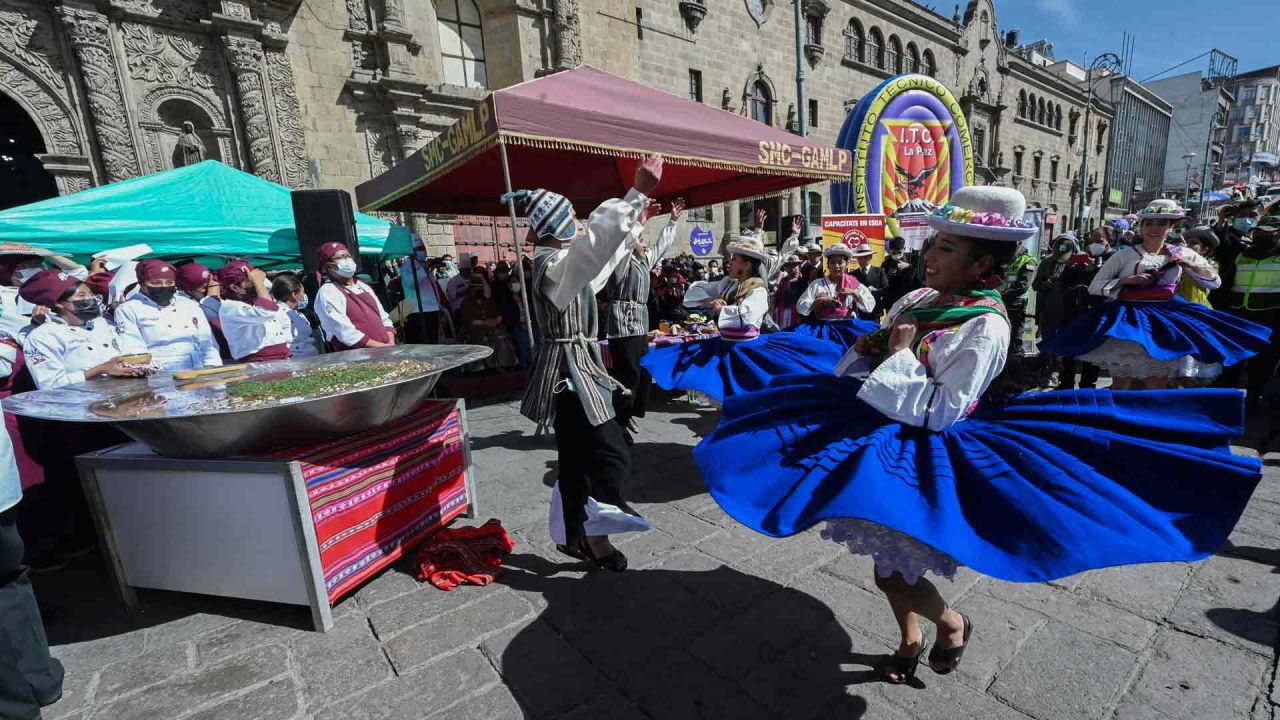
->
[1198,109,1227,222]
[792,0,810,243]
[1182,152,1195,205]
[1075,53,1122,234]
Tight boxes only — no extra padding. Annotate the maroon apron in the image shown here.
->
[0,338,45,489]
[326,283,393,352]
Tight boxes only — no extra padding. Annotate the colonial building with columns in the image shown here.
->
[0,0,1111,257]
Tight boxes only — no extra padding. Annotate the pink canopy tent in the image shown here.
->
[355,66,851,215]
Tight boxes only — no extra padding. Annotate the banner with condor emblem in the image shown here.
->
[832,74,973,235]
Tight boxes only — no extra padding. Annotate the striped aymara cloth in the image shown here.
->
[521,246,620,427]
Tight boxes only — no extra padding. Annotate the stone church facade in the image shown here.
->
[2,0,1110,257]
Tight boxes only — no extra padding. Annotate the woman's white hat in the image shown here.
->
[725,231,771,263]
[822,242,853,259]
[1137,199,1187,220]
[924,186,1038,242]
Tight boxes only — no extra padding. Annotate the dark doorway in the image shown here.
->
[0,91,59,211]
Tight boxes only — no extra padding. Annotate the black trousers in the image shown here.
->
[403,311,441,344]
[0,507,63,720]
[552,391,631,546]
[608,335,651,425]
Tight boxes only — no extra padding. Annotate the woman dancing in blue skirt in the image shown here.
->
[694,187,1262,684]
[641,227,845,404]
[1041,199,1271,389]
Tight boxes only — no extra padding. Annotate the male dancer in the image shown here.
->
[507,154,664,571]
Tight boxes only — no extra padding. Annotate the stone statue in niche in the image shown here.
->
[175,121,206,166]
[785,103,797,132]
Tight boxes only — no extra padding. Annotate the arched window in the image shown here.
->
[921,49,936,78]
[750,80,773,126]
[868,28,884,69]
[888,35,903,74]
[1018,90,1028,118]
[906,42,920,74]
[845,19,864,62]
[1037,97,1046,125]
[436,0,486,88]
[1055,104,1064,130]
[1028,93,1037,120]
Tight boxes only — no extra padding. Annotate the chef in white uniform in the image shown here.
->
[18,270,148,390]
[113,260,222,371]
[0,246,89,338]
[216,260,293,363]
[270,272,319,357]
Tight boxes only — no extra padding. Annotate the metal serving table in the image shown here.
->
[4,345,493,631]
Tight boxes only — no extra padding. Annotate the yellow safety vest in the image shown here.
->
[1231,254,1280,311]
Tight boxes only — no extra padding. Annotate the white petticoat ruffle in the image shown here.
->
[1078,338,1212,379]
[821,519,959,584]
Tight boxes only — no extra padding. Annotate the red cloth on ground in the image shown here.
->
[415,518,515,591]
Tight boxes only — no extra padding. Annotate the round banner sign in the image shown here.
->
[832,74,974,220]
[690,226,715,257]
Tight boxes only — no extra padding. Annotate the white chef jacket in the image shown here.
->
[315,281,394,347]
[218,298,293,361]
[0,286,29,338]
[834,288,1010,432]
[684,277,769,334]
[22,316,147,390]
[285,307,319,357]
[113,294,222,371]
[796,276,876,317]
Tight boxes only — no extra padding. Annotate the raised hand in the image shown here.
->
[640,200,663,224]
[671,197,687,221]
[791,216,803,236]
[634,153,664,195]
[755,207,767,230]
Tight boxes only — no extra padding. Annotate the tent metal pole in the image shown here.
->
[499,139,537,353]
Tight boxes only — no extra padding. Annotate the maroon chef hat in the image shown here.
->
[135,259,176,284]
[317,242,349,267]
[84,271,114,300]
[17,269,79,308]
[175,263,212,293]
[215,259,253,287]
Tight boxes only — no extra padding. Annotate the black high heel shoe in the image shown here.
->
[578,536,628,572]
[928,613,973,675]
[879,643,927,685]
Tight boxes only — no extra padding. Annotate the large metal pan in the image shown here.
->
[3,345,492,458]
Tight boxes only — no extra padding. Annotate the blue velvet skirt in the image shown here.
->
[786,318,882,353]
[693,373,1260,583]
[1040,297,1272,366]
[641,332,845,404]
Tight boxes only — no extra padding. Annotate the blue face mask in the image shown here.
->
[1236,217,1258,233]
[296,296,309,311]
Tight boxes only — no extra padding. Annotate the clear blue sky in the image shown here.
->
[990,0,1275,81]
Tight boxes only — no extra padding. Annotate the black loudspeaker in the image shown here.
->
[291,189,359,283]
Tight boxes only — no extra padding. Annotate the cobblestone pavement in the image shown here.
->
[32,392,1280,720]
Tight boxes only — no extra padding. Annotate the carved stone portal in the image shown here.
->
[58,7,142,183]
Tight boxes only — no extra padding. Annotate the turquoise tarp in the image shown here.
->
[0,161,414,267]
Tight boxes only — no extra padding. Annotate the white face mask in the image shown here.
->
[510,282,522,293]
[1087,242,1106,257]
[334,257,358,278]
[14,267,40,285]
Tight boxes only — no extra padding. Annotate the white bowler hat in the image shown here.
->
[823,242,853,258]
[924,186,1038,242]
[1137,199,1188,220]
[851,243,875,257]
[725,231,771,263]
